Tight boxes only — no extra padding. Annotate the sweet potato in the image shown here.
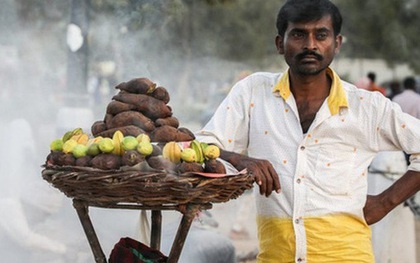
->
[176,127,195,141]
[75,156,93,167]
[58,153,76,166]
[204,159,226,174]
[107,111,155,132]
[151,86,170,104]
[150,144,162,157]
[91,120,107,137]
[149,125,178,142]
[96,125,146,138]
[106,100,136,115]
[176,162,204,173]
[91,153,121,170]
[122,150,145,166]
[112,92,172,119]
[154,116,179,128]
[46,150,65,166]
[115,78,156,94]
[146,156,176,171]
[104,113,114,128]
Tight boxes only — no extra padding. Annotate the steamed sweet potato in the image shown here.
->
[108,111,155,132]
[146,156,175,171]
[46,150,65,166]
[91,120,107,136]
[204,159,226,174]
[176,162,204,173]
[58,153,76,166]
[154,116,179,128]
[112,92,172,119]
[149,125,178,142]
[96,125,146,138]
[104,113,114,128]
[151,86,170,104]
[106,100,136,115]
[150,126,195,142]
[115,78,156,94]
[150,144,162,157]
[75,156,93,167]
[91,153,121,170]
[122,150,145,166]
[176,127,195,141]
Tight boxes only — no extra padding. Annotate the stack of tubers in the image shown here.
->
[46,77,226,174]
[91,77,195,142]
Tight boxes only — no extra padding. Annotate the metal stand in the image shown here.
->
[72,199,212,263]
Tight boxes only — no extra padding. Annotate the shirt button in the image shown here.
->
[296,178,301,184]
[300,146,305,151]
[294,219,300,224]
[297,258,303,262]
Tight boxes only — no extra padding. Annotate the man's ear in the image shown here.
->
[334,34,343,55]
[275,35,285,54]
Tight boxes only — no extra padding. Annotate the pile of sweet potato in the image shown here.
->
[91,77,195,142]
[44,77,226,173]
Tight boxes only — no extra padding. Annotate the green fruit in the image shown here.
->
[181,148,197,163]
[62,139,78,153]
[87,143,101,156]
[203,145,220,159]
[61,131,73,143]
[50,139,64,151]
[98,138,115,153]
[136,133,151,143]
[137,141,153,156]
[190,140,204,163]
[200,142,209,151]
[122,136,139,151]
[73,144,88,158]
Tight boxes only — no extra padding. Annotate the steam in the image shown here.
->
[0,2,251,262]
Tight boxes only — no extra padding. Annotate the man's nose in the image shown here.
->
[304,35,317,50]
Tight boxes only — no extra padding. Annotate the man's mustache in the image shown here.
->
[296,51,323,61]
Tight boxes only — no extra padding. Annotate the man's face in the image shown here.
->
[276,15,342,76]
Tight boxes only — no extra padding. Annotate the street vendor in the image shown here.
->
[195,0,420,262]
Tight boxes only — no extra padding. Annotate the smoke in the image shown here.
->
[0,1,256,262]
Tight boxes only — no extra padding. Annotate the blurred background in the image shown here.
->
[0,0,419,262]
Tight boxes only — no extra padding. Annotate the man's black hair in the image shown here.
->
[276,0,343,37]
[403,77,416,91]
[367,72,376,83]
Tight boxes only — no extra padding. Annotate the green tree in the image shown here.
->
[336,0,420,72]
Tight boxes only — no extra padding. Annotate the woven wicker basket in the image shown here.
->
[42,165,254,206]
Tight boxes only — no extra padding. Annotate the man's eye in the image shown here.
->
[292,32,304,38]
[317,33,327,40]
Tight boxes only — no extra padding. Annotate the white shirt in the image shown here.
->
[196,68,420,262]
[392,89,420,119]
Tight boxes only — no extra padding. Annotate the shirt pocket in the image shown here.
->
[311,144,356,196]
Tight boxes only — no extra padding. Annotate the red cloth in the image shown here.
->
[109,237,168,263]
[369,83,386,96]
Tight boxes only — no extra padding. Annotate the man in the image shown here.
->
[196,0,420,262]
[393,76,420,119]
[367,72,386,96]
[393,76,420,165]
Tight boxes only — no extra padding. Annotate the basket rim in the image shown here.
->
[41,164,255,205]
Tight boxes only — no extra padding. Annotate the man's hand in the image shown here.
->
[220,149,281,196]
[363,195,388,225]
[364,170,420,225]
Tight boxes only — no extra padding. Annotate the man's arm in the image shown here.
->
[363,170,420,225]
[220,149,281,197]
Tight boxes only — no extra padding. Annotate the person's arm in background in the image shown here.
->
[220,149,281,197]
[364,170,420,225]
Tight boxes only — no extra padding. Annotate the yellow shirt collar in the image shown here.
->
[273,68,348,115]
